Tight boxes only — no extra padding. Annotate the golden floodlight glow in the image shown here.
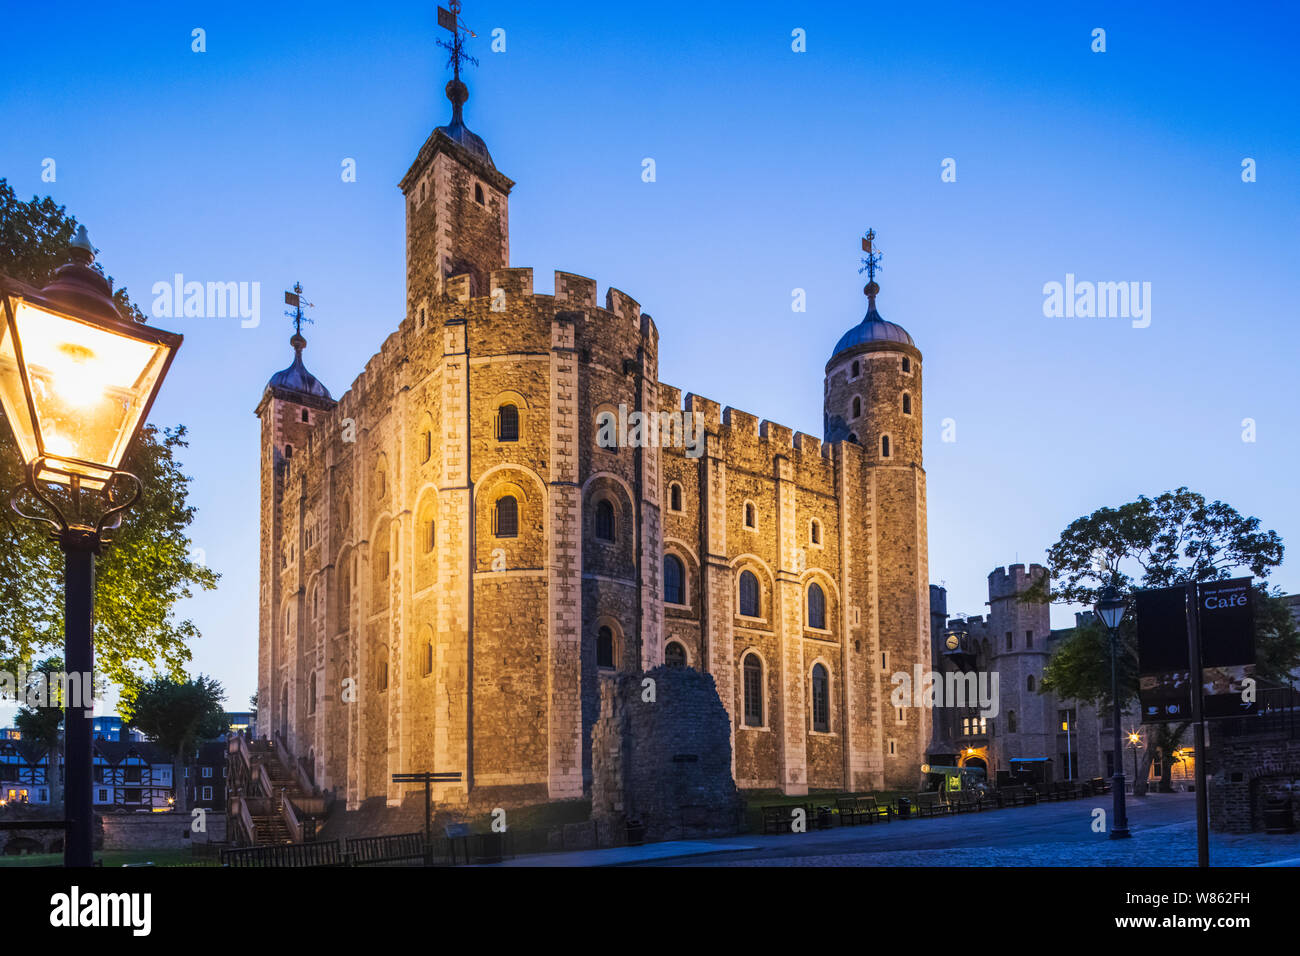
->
[0,297,172,488]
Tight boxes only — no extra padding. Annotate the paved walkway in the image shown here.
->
[492,794,1300,867]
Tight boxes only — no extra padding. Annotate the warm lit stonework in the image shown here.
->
[256,87,931,811]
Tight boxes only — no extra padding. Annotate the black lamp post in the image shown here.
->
[0,227,182,866]
[1095,583,1131,838]
[1127,731,1142,786]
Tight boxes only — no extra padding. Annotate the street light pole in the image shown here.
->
[1096,583,1131,839]
[0,227,181,867]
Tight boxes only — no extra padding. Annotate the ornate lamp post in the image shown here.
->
[0,227,182,866]
[1095,583,1131,838]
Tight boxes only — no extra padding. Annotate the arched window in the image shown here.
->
[669,483,682,512]
[743,502,756,529]
[881,435,891,458]
[807,582,826,630]
[422,639,433,677]
[377,658,388,693]
[596,626,615,669]
[1027,674,1036,692]
[421,429,432,462]
[902,392,912,415]
[811,663,829,732]
[665,641,687,668]
[474,183,485,204]
[852,396,861,419]
[902,356,911,373]
[664,554,685,605]
[594,499,615,542]
[494,496,518,538]
[743,654,763,727]
[1007,710,1017,733]
[810,519,821,546]
[851,360,860,378]
[739,570,760,617]
[497,403,519,442]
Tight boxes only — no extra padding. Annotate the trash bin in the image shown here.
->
[476,831,504,863]
[896,796,911,819]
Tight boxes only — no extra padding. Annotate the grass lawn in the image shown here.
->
[0,848,218,867]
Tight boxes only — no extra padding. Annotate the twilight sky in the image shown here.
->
[1,0,1296,711]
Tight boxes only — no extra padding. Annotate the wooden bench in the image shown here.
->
[835,798,863,826]
[856,796,893,823]
[761,805,794,835]
[346,832,430,866]
[222,839,344,868]
[913,792,950,818]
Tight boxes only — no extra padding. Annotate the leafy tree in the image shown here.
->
[1032,488,1293,794]
[12,657,65,805]
[122,675,228,814]
[0,180,218,688]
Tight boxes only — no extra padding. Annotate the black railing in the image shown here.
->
[1216,687,1299,739]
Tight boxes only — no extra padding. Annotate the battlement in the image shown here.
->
[489,267,534,297]
[988,563,1049,601]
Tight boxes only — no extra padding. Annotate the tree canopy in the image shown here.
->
[0,179,218,690]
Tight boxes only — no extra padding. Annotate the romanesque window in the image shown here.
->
[739,570,760,617]
[1027,675,1035,692]
[377,658,388,693]
[742,654,763,727]
[665,641,687,668]
[422,639,433,677]
[811,664,829,732]
[902,392,912,415]
[851,396,861,419]
[663,554,685,605]
[594,499,616,542]
[1007,710,1017,733]
[494,496,518,538]
[474,183,485,205]
[902,356,911,373]
[496,403,519,442]
[421,429,432,463]
[596,626,615,669]
[807,583,826,630]
[668,482,683,512]
[376,467,386,499]
[810,519,821,546]
[743,502,756,530]
[881,435,891,458]
[850,360,860,379]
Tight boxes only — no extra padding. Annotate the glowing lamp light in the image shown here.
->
[0,227,181,489]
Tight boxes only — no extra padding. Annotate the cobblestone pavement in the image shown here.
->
[642,793,1300,867]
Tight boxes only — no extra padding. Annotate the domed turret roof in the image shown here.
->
[435,78,496,169]
[268,334,332,401]
[831,306,914,357]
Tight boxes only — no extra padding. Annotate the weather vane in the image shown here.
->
[436,1,478,86]
[858,228,883,308]
[284,282,314,339]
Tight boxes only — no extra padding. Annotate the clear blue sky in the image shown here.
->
[1,0,1296,710]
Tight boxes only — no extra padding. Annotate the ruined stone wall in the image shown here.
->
[591,667,741,842]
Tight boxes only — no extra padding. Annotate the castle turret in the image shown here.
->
[823,229,922,465]
[398,42,514,314]
[255,295,335,751]
[987,564,1051,777]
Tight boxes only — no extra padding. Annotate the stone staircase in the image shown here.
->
[238,736,312,846]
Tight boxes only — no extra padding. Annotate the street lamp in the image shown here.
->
[1127,731,1142,787]
[0,227,182,867]
[1095,582,1131,839]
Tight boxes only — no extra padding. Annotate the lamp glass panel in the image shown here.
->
[0,301,40,464]
[12,300,168,483]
